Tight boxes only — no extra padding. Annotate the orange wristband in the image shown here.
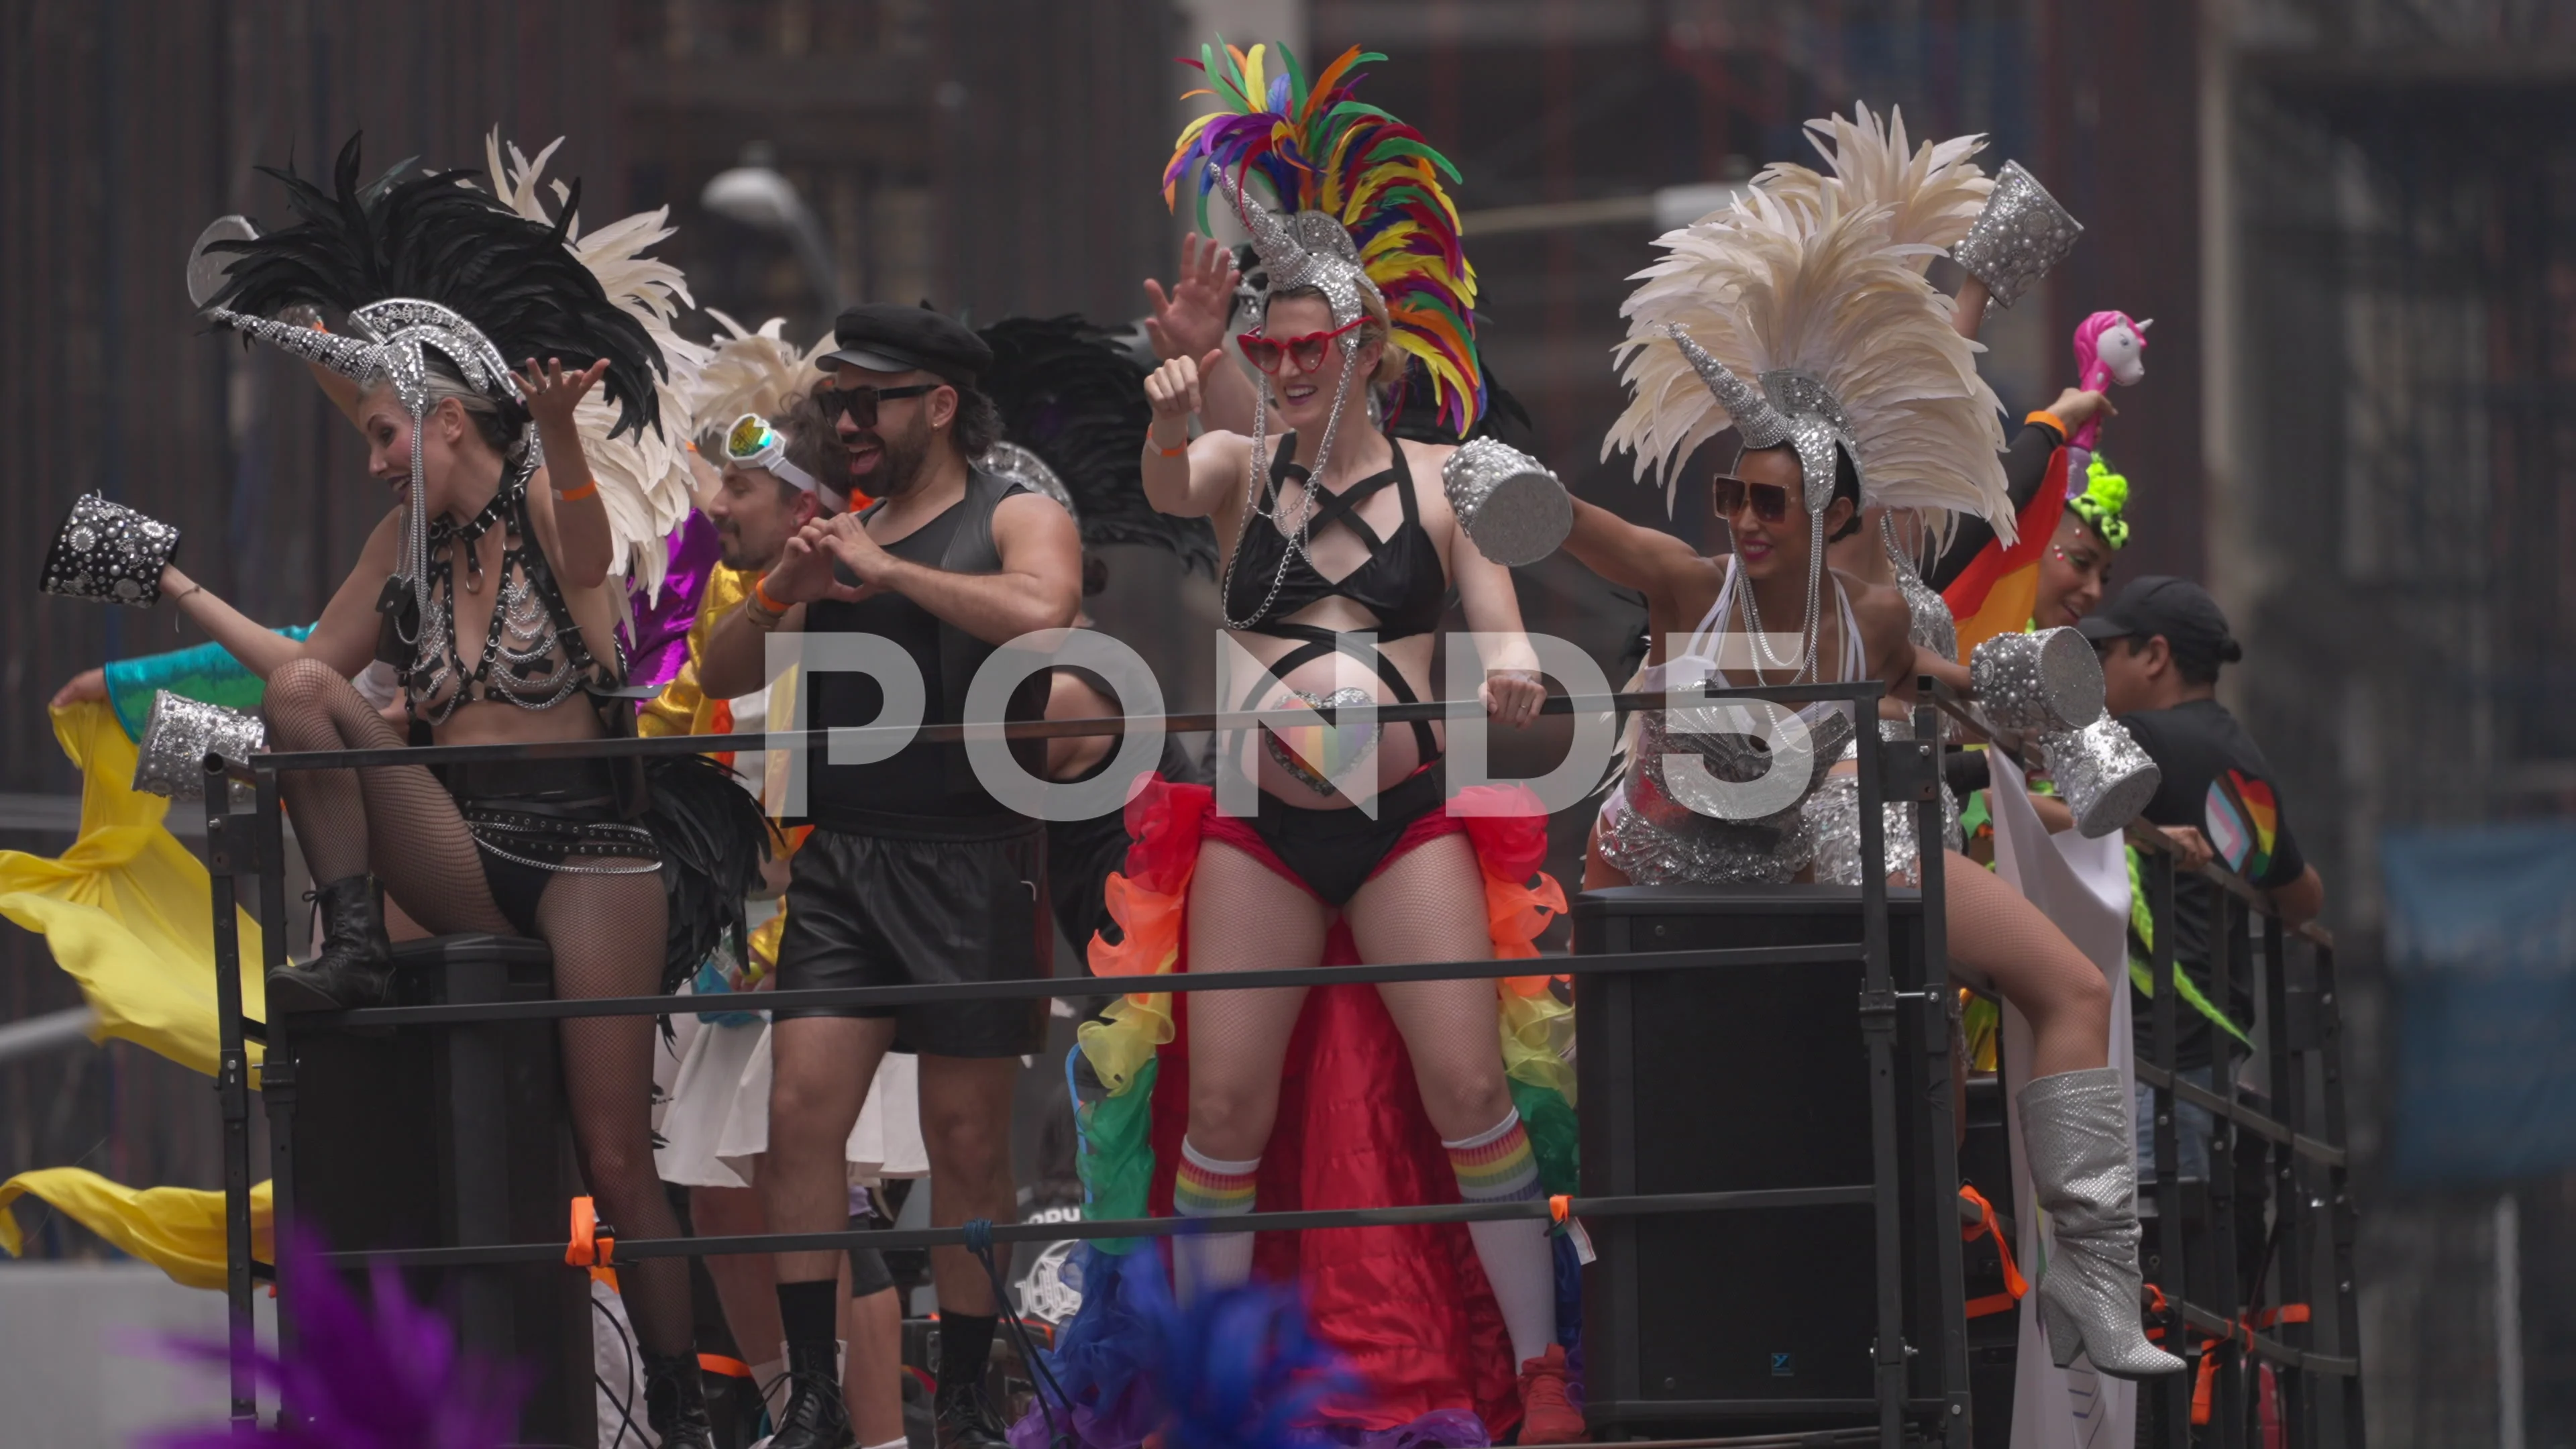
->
[1159,443,1188,458]
[753,576,789,615]
[553,479,600,502]
[2025,410,2067,439]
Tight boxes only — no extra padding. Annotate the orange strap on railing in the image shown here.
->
[566,1196,619,1291]
[2193,1345,2221,1424]
[2181,1303,2313,1424]
[1957,1184,2029,1318]
[1546,1194,1597,1264]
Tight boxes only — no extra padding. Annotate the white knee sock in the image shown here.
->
[1444,1109,1558,1366]
[1173,1137,1262,1301]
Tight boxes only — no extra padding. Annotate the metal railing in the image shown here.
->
[1927,685,2364,1449]
[195,676,2361,1448]
[203,681,1961,1444]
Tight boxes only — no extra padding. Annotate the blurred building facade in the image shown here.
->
[2212,3,2576,1444]
[2,2,2572,1440]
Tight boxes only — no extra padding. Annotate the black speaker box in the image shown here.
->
[1574,885,1958,1440]
[288,934,596,1446]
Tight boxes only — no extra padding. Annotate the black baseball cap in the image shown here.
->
[822,303,992,386]
[2077,576,2245,668]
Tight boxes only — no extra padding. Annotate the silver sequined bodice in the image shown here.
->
[1807,719,1965,888]
[1595,558,1866,885]
[1597,704,1856,885]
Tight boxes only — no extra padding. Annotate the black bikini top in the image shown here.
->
[1223,433,1452,641]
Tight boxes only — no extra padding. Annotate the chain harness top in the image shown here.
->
[402,454,623,724]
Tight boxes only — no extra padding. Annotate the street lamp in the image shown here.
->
[701,147,842,317]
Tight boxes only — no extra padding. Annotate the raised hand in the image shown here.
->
[1142,232,1243,362]
[2044,387,2116,431]
[1143,350,1222,438]
[760,522,865,607]
[50,667,107,710]
[517,356,611,432]
[815,512,897,590]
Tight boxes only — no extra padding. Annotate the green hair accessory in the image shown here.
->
[2069,453,2131,550]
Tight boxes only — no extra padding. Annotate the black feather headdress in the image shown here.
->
[978,315,1218,576]
[203,134,663,441]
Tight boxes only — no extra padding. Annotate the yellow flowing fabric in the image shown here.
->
[0,1167,272,1291]
[0,702,265,1076]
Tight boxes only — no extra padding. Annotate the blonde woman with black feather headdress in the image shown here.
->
[110,137,771,1445]
[1564,151,2182,1380]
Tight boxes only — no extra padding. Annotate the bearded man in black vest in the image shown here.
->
[700,304,1083,1449]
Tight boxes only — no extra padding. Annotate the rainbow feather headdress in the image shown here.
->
[1165,41,1485,435]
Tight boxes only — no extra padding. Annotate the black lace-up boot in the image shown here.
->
[264,873,392,1012]
[643,1350,718,1449]
[934,1380,1011,1449]
[767,1336,855,1449]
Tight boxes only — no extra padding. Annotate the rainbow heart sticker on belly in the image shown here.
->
[1263,687,1380,797]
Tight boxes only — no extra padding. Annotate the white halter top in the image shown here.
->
[1602,556,1864,833]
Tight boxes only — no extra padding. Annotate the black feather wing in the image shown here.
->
[208,133,665,439]
[641,752,775,995]
[978,315,1219,576]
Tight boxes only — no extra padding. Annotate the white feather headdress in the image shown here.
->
[1756,103,1993,263]
[680,311,835,443]
[1603,177,2011,542]
[481,131,708,599]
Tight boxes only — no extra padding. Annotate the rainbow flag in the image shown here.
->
[1943,446,2072,658]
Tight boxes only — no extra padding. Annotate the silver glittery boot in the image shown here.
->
[2019,1067,2186,1378]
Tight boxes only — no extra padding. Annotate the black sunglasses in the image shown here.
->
[1711,474,1793,523]
[819,382,938,428]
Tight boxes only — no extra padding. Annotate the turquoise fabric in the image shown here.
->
[101,625,315,742]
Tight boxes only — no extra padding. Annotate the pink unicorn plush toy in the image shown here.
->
[2067,310,2150,492]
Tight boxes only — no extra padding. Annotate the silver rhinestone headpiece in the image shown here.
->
[1208,164,1380,327]
[1664,325,1856,513]
[202,297,525,418]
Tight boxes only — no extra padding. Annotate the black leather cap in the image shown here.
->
[822,303,993,386]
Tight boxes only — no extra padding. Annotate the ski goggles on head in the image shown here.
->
[722,413,824,495]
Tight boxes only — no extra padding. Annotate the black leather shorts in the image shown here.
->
[773,824,1051,1058]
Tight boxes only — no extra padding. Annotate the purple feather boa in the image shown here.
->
[145,1234,528,1448]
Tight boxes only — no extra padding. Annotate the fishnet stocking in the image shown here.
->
[537,861,692,1355]
[260,658,694,1354]
[260,659,511,936]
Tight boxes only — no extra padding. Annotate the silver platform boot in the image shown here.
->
[2019,1067,2186,1378]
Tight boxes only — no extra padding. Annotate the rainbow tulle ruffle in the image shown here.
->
[1024,776,1578,1447]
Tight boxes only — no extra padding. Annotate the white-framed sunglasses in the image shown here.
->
[722,413,824,495]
